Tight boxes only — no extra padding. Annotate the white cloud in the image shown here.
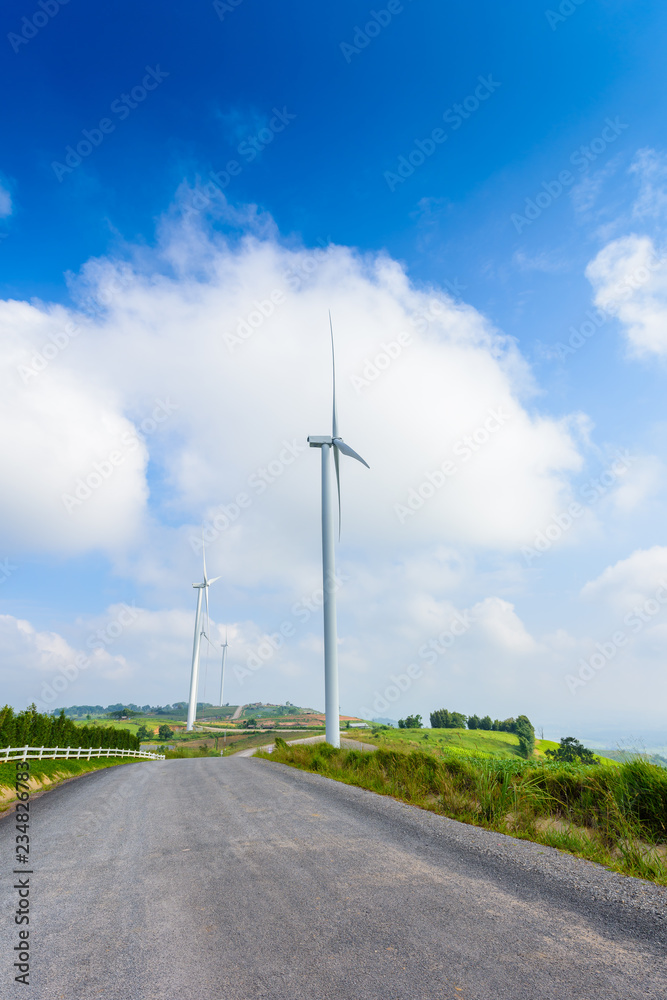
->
[6,198,630,726]
[585,149,667,357]
[585,233,667,357]
[580,545,667,612]
[0,182,11,218]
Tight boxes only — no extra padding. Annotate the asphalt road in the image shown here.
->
[2,756,665,999]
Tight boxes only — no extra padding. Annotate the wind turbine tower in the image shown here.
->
[308,315,369,747]
[186,547,220,732]
[219,627,228,708]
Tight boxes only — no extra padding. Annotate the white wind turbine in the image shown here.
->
[186,546,220,732]
[308,315,369,747]
[218,627,228,708]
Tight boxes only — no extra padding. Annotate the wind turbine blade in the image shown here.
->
[333,441,341,540]
[204,585,210,638]
[208,575,222,585]
[329,311,339,440]
[334,438,370,468]
[202,539,208,584]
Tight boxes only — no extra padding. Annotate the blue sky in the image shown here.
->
[2,0,667,744]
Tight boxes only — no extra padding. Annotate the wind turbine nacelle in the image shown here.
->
[308,436,332,447]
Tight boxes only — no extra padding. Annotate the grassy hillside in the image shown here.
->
[346,726,618,765]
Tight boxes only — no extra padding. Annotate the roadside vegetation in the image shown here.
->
[260,733,667,885]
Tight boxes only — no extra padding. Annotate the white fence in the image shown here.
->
[1,745,165,762]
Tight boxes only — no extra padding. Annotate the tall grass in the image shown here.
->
[261,745,667,884]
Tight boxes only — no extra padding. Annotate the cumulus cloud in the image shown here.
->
[585,149,667,357]
[1,197,599,721]
[580,545,667,612]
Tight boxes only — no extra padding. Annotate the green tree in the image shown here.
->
[137,725,152,741]
[545,736,597,765]
[398,714,423,729]
[430,709,466,729]
[514,715,535,759]
[245,717,258,727]
[158,724,173,741]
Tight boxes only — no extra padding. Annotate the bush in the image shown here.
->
[545,737,596,764]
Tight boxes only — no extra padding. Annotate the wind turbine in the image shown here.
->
[218,627,228,708]
[186,546,220,732]
[308,314,369,747]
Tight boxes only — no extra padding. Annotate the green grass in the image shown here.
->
[347,727,619,765]
[0,757,141,811]
[260,743,666,885]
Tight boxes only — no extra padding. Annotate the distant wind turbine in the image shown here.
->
[218,627,228,708]
[186,545,220,732]
[308,314,369,747]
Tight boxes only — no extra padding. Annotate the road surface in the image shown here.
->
[1,756,665,998]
